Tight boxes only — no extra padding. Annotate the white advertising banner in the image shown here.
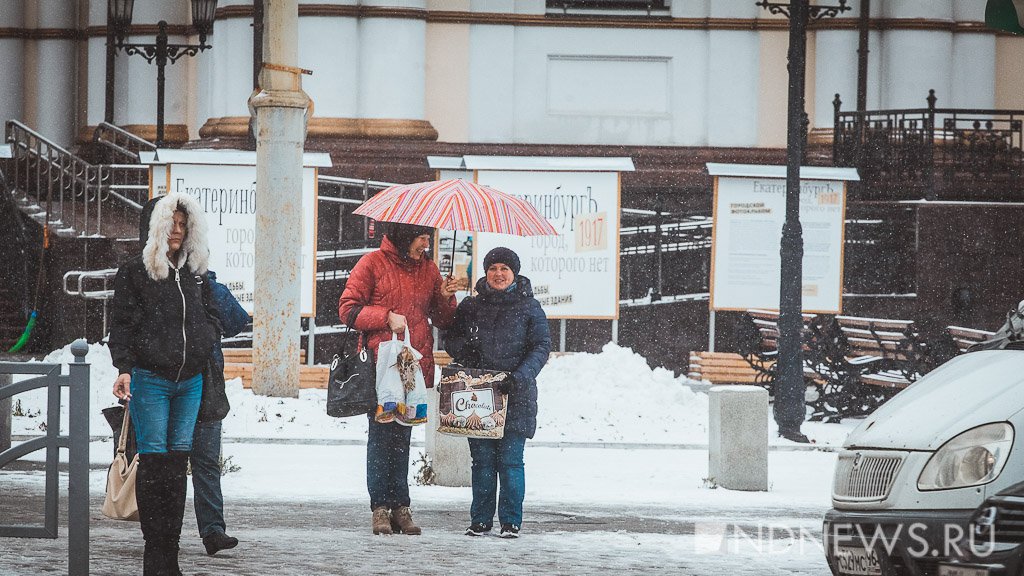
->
[159,162,319,317]
[710,175,848,313]
[474,170,621,319]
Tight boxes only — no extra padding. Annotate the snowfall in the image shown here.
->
[1,341,860,575]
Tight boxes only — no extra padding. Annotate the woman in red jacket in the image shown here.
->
[338,222,458,535]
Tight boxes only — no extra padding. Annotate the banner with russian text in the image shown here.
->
[164,163,318,317]
[474,170,620,319]
[710,176,846,313]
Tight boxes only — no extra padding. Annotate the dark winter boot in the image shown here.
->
[371,507,392,535]
[162,452,190,576]
[137,453,171,576]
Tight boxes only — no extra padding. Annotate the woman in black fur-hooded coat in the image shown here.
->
[109,192,219,575]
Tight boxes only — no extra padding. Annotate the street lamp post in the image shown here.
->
[108,0,218,147]
[756,0,850,443]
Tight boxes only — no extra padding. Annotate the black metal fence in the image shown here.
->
[0,339,91,576]
[833,90,1024,201]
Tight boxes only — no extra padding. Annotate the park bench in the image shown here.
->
[687,351,760,384]
[808,315,931,421]
[737,309,829,394]
[944,325,997,353]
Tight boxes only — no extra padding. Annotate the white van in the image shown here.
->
[823,349,1024,576]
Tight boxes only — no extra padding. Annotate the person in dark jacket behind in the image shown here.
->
[338,222,458,536]
[191,270,249,556]
[110,192,219,575]
[445,247,551,539]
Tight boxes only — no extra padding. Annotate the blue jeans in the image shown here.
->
[129,369,202,454]
[468,433,527,527]
[366,413,412,510]
[191,420,225,537]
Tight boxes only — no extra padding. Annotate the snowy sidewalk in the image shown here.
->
[1,444,837,576]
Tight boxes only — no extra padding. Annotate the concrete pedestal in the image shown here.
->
[425,389,472,487]
[708,385,768,491]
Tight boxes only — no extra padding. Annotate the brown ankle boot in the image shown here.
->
[372,507,393,535]
[390,506,422,535]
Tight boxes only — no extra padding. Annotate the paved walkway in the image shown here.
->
[1,475,832,576]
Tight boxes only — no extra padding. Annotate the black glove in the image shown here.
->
[495,375,515,395]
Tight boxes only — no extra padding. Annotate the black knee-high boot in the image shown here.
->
[162,451,190,576]
[137,453,172,576]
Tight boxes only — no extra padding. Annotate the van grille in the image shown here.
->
[833,452,903,501]
[990,494,1024,544]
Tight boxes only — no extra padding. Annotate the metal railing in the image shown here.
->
[0,339,91,576]
[92,121,156,164]
[63,269,119,336]
[833,90,1024,201]
[5,120,149,237]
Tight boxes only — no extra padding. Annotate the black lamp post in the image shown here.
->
[756,0,850,443]
[109,0,218,147]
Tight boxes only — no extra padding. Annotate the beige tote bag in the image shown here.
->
[101,406,139,521]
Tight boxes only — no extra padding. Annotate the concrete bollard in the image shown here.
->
[708,385,768,491]
[425,389,472,487]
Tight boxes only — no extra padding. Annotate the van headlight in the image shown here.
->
[918,423,1014,491]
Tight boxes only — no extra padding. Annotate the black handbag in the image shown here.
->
[327,307,377,418]
[198,356,230,422]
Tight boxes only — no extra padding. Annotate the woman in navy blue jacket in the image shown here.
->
[445,247,551,539]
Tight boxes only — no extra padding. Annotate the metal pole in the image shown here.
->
[611,319,618,345]
[67,339,90,576]
[776,0,809,440]
[307,316,315,366]
[104,0,116,124]
[0,374,10,453]
[856,0,870,114]
[559,319,567,353]
[708,309,716,353]
[250,0,310,397]
[155,21,168,148]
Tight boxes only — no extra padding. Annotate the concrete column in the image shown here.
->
[708,386,768,491]
[951,33,996,109]
[357,0,427,121]
[707,2,759,147]
[879,0,954,108]
[0,3,25,126]
[31,0,77,147]
[249,0,310,397]
[299,2,358,120]
[425,389,472,487]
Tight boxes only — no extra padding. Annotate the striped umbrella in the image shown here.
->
[353,179,557,236]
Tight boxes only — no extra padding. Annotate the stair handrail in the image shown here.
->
[5,120,148,237]
[62,268,119,337]
[92,122,156,163]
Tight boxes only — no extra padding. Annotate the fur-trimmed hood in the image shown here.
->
[139,193,209,281]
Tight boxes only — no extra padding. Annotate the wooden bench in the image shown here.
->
[738,309,827,393]
[223,363,330,389]
[945,325,996,353]
[222,347,306,364]
[833,315,925,390]
[687,351,760,384]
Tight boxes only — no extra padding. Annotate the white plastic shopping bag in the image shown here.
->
[374,331,409,423]
[374,330,428,425]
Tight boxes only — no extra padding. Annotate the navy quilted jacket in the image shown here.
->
[445,275,551,438]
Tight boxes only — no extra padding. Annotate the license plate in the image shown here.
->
[938,564,990,576]
[834,546,882,576]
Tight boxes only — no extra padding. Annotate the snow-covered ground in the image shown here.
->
[3,341,851,575]
[9,341,859,448]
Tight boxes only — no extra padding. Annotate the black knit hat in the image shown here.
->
[483,247,521,276]
[384,222,434,256]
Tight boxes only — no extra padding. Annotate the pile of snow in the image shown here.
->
[9,341,856,446]
[535,343,709,443]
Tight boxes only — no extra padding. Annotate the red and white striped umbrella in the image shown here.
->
[352,179,557,236]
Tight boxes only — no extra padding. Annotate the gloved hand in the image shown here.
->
[495,375,515,395]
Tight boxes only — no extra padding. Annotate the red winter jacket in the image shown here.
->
[338,236,456,387]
